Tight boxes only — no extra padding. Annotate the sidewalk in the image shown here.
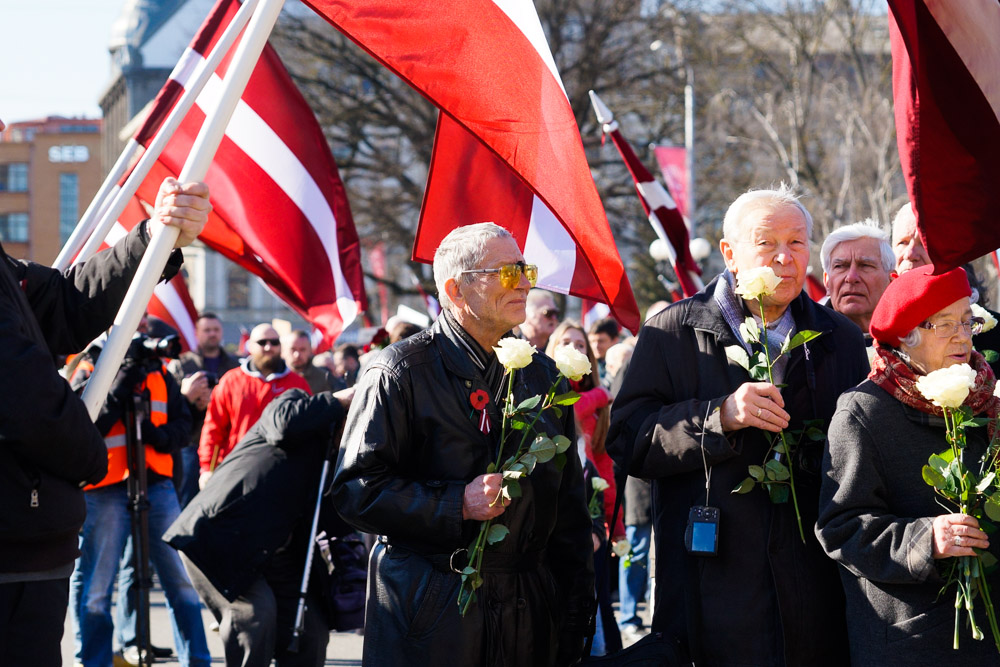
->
[62,583,649,665]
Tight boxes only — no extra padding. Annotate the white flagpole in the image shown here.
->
[71,0,261,270]
[82,0,286,419]
[53,140,140,271]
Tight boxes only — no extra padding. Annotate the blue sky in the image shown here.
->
[1,1,125,123]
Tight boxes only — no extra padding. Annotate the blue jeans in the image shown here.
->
[69,479,210,667]
[618,522,651,629]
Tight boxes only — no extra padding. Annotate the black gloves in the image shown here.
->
[141,418,172,453]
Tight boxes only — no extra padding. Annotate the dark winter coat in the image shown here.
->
[167,348,240,446]
[164,389,346,601]
[608,276,869,666]
[0,223,181,574]
[817,381,1000,666]
[332,316,595,667]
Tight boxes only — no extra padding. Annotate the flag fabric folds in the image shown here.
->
[302,0,641,334]
[601,126,702,298]
[128,0,366,350]
[888,0,1000,272]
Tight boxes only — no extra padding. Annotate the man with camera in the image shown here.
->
[69,333,210,667]
[168,312,240,509]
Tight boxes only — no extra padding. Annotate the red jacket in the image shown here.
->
[199,360,311,471]
[575,386,625,540]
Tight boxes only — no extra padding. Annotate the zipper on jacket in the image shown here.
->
[30,489,39,508]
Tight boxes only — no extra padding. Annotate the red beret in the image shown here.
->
[870,265,972,346]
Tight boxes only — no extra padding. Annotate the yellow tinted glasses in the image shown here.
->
[461,262,539,289]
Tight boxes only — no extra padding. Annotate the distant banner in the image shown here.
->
[652,145,689,220]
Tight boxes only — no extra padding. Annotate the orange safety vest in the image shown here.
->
[82,363,174,490]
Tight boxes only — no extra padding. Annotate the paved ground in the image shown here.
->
[62,583,650,665]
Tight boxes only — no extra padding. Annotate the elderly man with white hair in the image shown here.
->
[609,185,869,665]
[333,222,594,666]
[820,219,894,337]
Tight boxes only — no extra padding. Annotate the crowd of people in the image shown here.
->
[2,97,999,665]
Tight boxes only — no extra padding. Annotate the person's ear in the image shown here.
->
[720,238,737,273]
[445,277,466,309]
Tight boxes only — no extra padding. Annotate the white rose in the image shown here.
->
[734,266,782,301]
[915,363,978,409]
[493,338,536,370]
[554,345,592,381]
[994,382,1000,400]
[591,477,610,492]
[612,540,632,558]
[972,303,998,334]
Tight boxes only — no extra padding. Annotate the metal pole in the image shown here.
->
[71,0,261,268]
[684,65,695,231]
[123,389,152,667]
[82,0,287,420]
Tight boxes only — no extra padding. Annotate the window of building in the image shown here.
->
[0,213,29,243]
[227,265,250,309]
[59,173,79,245]
[0,163,28,192]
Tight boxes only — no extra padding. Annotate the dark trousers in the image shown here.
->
[182,553,329,667]
[0,577,68,667]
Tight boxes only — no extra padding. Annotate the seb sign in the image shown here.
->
[48,145,90,163]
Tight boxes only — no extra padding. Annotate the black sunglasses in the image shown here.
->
[254,338,281,347]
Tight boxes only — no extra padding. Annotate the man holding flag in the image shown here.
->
[0,116,210,664]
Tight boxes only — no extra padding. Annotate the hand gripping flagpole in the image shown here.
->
[61,0,261,272]
[83,0,287,419]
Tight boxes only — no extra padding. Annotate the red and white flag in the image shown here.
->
[128,0,366,350]
[302,0,641,334]
[888,1,1000,272]
[589,92,702,298]
[581,299,610,332]
[652,145,691,220]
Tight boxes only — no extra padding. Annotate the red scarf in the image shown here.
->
[869,342,1000,428]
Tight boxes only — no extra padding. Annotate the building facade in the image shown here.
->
[0,117,103,264]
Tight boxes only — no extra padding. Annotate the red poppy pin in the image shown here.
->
[470,390,491,434]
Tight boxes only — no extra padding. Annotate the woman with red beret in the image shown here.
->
[817,265,1000,665]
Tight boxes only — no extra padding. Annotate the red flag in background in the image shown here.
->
[581,299,610,333]
[590,93,702,298]
[302,0,641,335]
[128,0,367,350]
[652,145,690,220]
[888,1,1000,272]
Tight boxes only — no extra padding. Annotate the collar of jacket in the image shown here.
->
[240,356,293,382]
[683,273,842,354]
[432,312,493,382]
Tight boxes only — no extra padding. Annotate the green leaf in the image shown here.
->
[772,441,786,455]
[983,349,1000,363]
[732,477,755,494]
[768,484,790,504]
[982,552,999,570]
[486,462,496,474]
[959,418,991,429]
[486,524,509,545]
[986,493,1000,522]
[782,329,823,354]
[503,467,525,479]
[505,479,522,500]
[529,436,556,463]
[749,363,770,382]
[552,435,572,454]
[518,453,538,475]
[748,465,765,481]
[922,465,947,490]
[981,518,998,535]
[550,406,563,418]
[804,427,826,442]
[928,454,950,474]
[461,566,477,576]
[725,345,751,371]
[978,472,996,494]
[765,459,790,481]
[511,418,528,431]
[552,392,581,406]
[741,317,760,343]
[516,395,541,411]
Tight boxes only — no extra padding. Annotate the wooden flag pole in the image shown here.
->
[83,0,287,419]
[69,0,261,271]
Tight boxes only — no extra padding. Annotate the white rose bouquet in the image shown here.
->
[457,340,587,616]
[725,266,823,543]
[917,364,1000,652]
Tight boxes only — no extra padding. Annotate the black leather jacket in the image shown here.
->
[333,316,595,666]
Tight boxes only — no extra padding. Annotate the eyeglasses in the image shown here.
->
[460,262,538,289]
[254,338,281,348]
[539,308,560,319]
[918,317,985,338]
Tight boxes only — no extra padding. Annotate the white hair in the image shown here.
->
[722,183,813,244]
[820,219,894,274]
[890,202,916,239]
[432,222,513,311]
[898,328,922,348]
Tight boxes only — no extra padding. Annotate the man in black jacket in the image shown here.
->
[333,223,595,667]
[165,389,354,667]
[609,186,869,665]
[0,113,210,664]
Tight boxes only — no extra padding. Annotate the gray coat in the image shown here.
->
[609,277,868,666]
[817,380,1000,666]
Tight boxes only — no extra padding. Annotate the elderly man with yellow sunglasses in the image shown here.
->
[334,222,595,667]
